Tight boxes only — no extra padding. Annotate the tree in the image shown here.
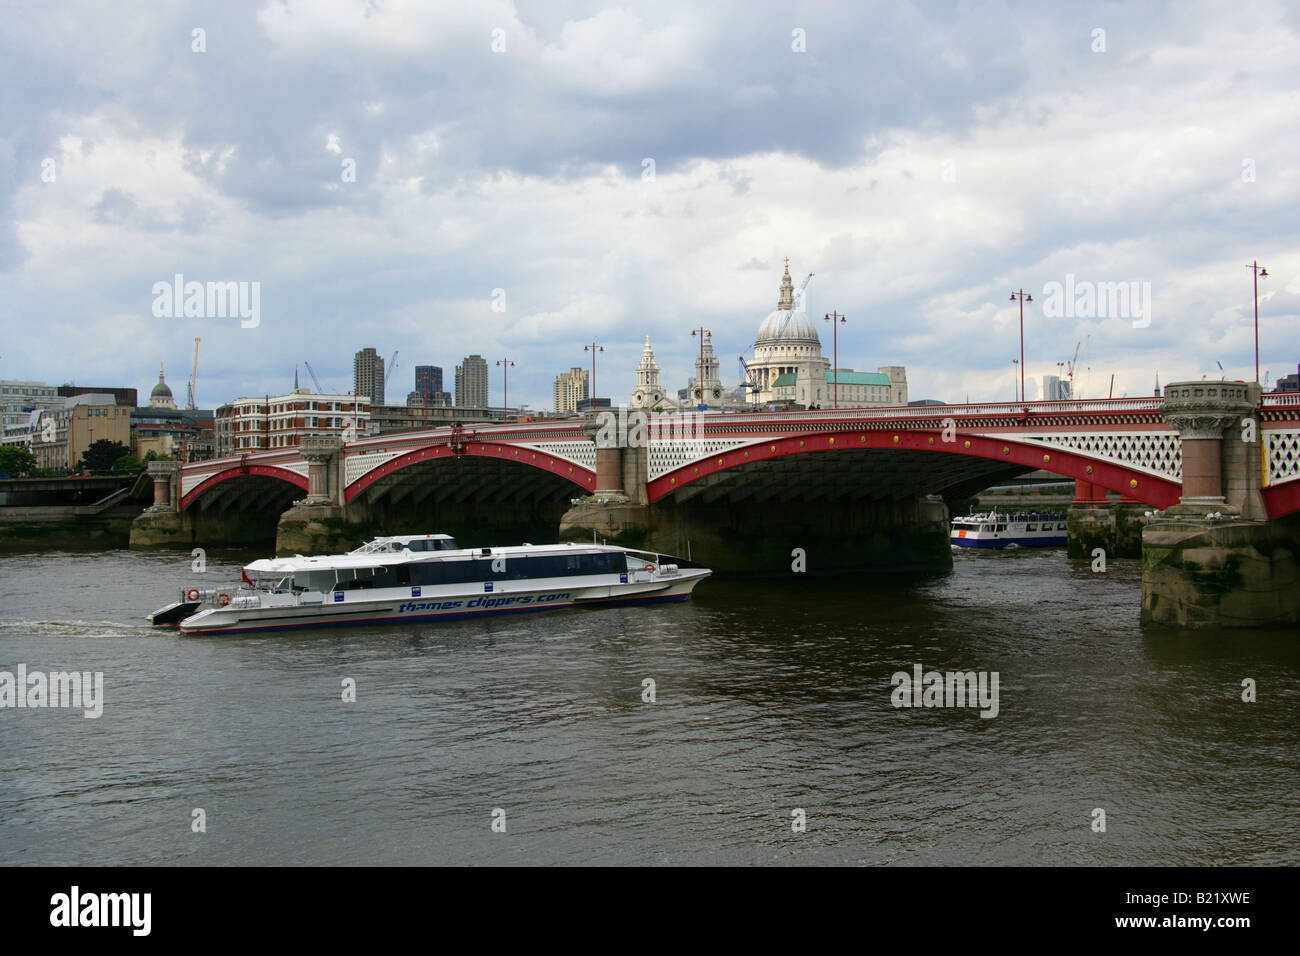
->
[114,454,143,473]
[0,445,36,475]
[79,440,131,474]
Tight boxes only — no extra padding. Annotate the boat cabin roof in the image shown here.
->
[243,539,646,576]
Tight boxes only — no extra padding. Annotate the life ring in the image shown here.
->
[185,588,200,602]
[218,593,231,606]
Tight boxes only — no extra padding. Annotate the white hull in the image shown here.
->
[177,570,709,635]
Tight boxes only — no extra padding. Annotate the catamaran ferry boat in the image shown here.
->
[950,511,1068,549]
[149,534,711,635]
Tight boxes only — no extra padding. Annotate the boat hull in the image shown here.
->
[951,534,1067,549]
[177,572,708,636]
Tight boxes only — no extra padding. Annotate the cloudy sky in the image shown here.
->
[1,0,1297,410]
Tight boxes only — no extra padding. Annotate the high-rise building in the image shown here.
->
[1043,375,1071,401]
[353,347,386,406]
[413,366,446,406]
[553,367,589,414]
[455,355,488,409]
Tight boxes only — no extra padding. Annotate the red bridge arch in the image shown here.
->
[180,464,309,511]
[345,440,596,502]
[647,427,1183,508]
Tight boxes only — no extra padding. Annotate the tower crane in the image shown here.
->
[738,356,761,406]
[303,361,336,394]
[186,337,200,409]
[775,273,814,338]
[1066,334,1090,398]
[388,350,399,377]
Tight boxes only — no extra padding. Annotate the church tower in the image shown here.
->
[690,331,723,406]
[631,337,667,410]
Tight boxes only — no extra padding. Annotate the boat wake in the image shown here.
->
[0,619,153,638]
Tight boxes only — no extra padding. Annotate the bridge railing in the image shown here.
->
[184,397,1179,472]
[1262,392,1300,408]
[646,396,1166,429]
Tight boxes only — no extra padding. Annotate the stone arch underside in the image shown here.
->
[648,432,1182,508]
[181,467,308,513]
[343,454,586,545]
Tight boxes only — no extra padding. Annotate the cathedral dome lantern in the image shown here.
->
[149,363,177,409]
[755,259,821,347]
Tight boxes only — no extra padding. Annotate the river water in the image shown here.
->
[1,546,1296,866]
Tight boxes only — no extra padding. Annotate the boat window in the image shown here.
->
[295,570,337,592]
[370,565,410,589]
[1057,522,1067,530]
[406,552,625,585]
[337,567,380,590]
[995,524,1006,532]
[1026,524,1037,531]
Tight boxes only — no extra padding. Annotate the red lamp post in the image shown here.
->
[1247,261,1268,384]
[1010,289,1032,403]
[823,311,846,408]
[496,359,514,421]
[584,341,603,400]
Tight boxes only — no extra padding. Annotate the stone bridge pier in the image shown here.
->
[557,410,652,547]
[128,460,193,548]
[274,435,356,555]
[1142,381,1299,628]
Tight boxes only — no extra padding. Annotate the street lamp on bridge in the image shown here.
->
[1010,289,1032,405]
[824,311,846,408]
[496,359,514,421]
[1012,359,1020,401]
[1247,261,1268,385]
[583,340,603,400]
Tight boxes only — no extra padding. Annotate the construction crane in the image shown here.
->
[738,356,761,406]
[388,349,399,377]
[774,273,815,338]
[303,361,336,394]
[796,272,813,308]
[1066,334,1090,398]
[186,337,200,409]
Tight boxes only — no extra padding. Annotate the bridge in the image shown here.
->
[132,384,1300,628]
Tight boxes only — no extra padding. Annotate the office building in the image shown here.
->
[353,348,386,406]
[553,367,589,414]
[455,355,489,409]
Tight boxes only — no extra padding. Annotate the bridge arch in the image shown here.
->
[345,440,595,502]
[647,427,1183,508]
[180,464,308,511]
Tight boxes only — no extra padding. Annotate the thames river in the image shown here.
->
[1,546,1296,865]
